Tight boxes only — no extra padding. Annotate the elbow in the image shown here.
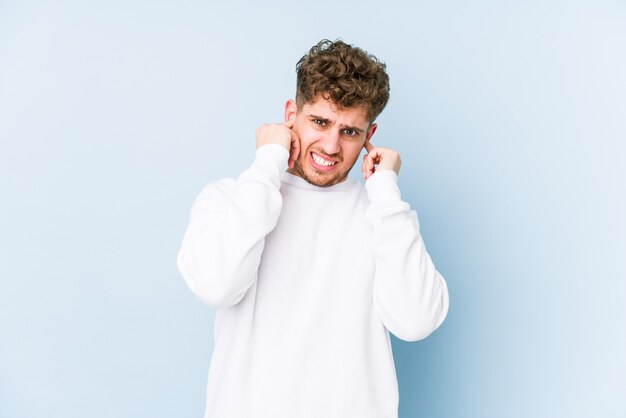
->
[400,273,450,342]
[177,252,249,309]
[377,282,450,342]
[183,268,250,309]
[193,281,247,309]
[391,313,444,342]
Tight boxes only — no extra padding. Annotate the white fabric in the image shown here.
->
[177,144,449,418]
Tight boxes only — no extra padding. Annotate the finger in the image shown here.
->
[362,153,376,179]
[284,118,295,129]
[364,141,374,153]
[366,149,380,169]
[290,142,300,166]
[289,130,300,168]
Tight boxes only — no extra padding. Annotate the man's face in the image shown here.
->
[285,96,377,187]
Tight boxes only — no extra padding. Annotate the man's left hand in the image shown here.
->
[362,141,402,180]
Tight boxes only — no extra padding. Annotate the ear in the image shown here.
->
[364,123,377,145]
[284,99,298,123]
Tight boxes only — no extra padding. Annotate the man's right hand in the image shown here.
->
[256,119,300,169]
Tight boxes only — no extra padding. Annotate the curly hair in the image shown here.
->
[295,39,390,123]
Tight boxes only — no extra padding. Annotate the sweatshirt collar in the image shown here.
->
[281,171,356,191]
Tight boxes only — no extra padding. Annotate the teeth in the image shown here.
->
[312,153,336,167]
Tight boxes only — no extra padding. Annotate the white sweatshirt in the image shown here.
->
[177,144,449,418]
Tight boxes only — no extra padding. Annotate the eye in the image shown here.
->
[313,119,326,126]
[343,129,358,137]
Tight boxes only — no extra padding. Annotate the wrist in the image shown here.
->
[255,144,289,167]
[365,170,401,203]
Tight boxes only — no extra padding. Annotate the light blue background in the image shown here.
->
[1,1,624,417]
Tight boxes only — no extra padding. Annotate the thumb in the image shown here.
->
[288,129,300,169]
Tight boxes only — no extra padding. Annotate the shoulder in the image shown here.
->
[341,177,370,206]
[193,177,238,205]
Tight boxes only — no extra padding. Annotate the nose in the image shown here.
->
[319,130,341,155]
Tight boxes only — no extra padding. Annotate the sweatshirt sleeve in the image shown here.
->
[176,144,289,308]
[365,170,449,342]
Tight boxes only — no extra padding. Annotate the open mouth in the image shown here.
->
[310,152,337,169]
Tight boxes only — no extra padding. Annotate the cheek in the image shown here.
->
[295,127,318,151]
[341,142,365,164]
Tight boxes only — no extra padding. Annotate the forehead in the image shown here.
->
[301,96,370,128]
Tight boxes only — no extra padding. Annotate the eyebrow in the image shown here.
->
[307,114,364,134]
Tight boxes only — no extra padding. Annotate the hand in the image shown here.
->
[361,141,402,180]
[256,119,300,169]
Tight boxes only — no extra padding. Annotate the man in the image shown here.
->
[177,39,449,418]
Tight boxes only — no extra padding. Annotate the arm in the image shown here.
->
[363,143,449,341]
[176,144,289,308]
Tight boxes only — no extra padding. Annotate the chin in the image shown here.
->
[291,161,348,188]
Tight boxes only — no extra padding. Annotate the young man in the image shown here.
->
[177,39,449,418]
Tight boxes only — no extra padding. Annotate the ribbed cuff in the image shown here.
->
[365,169,401,203]
[238,144,290,189]
[255,144,290,170]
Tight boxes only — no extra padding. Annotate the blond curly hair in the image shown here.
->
[295,39,390,122]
